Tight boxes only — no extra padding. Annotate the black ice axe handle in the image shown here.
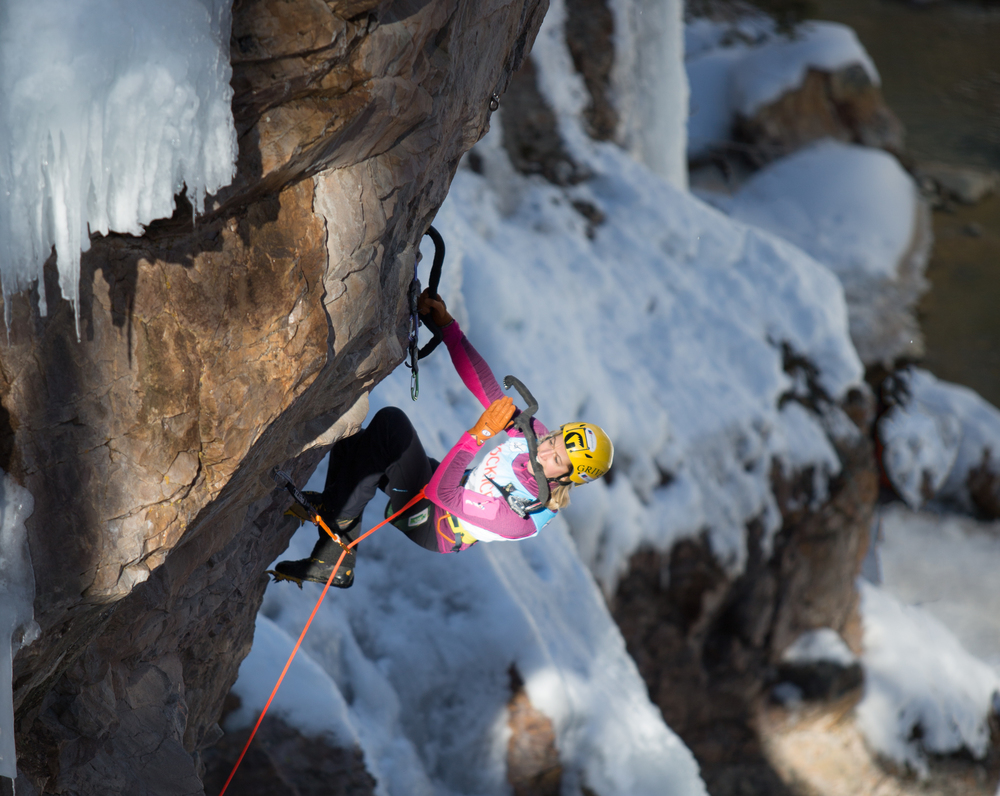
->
[272,468,318,516]
[503,375,550,507]
[417,226,446,360]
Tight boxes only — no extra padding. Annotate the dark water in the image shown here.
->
[811,0,1000,171]
[919,195,1000,403]
[809,0,1000,406]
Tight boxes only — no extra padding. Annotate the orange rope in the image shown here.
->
[218,488,428,796]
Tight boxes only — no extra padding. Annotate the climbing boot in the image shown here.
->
[271,517,360,588]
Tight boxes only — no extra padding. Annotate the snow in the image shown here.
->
[726,141,916,286]
[420,127,860,581]
[730,22,878,117]
[715,139,927,366]
[781,628,857,667]
[857,579,999,776]
[879,367,1000,511]
[851,377,1000,772]
[253,508,707,796]
[226,6,877,788]
[876,504,1000,674]
[686,19,878,158]
[0,0,237,328]
[0,470,37,781]
[225,615,359,749]
[229,21,869,790]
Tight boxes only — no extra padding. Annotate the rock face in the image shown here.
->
[200,712,376,796]
[7,0,547,792]
[506,666,562,796]
[611,391,878,796]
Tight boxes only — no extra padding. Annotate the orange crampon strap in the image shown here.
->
[217,488,428,796]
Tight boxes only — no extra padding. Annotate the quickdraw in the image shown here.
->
[407,225,446,400]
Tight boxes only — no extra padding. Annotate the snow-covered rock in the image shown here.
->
[686,18,896,162]
[236,509,708,796]
[223,5,878,790]
[725,140,931,367]
[857,579,1000,776]
[876,503,1000,674]
[878,367,1000,514]
[776,627,862,700]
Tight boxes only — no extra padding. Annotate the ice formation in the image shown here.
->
[0,0,237,328]
[610,0,689,188]
[0,470,37,781]
[531,0,689,190]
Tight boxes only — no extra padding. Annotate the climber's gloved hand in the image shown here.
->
[418,288,454,328]
[468,396,515,446]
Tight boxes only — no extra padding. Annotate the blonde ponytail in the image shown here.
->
[546,481,573,511]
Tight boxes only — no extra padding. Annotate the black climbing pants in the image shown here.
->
[322,407,439,552]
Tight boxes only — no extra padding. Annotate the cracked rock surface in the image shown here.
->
[5,0,546,792]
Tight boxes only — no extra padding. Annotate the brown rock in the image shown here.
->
[7,0,549,791]
[507,666,562,796]
[734,65,905,166]
[915,161,1000,205]
[200,712,376,796]
[564,0,617,141]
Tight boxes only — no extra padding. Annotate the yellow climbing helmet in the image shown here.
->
[560,423,614,485]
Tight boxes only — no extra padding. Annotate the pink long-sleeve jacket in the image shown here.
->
[423,321,554,553]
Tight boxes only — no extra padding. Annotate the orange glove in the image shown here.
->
[468,396,515,446]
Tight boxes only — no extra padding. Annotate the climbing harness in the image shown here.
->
[407,225,447,401]
[218,471,428,796]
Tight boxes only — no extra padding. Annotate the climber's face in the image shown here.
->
[535,434,572,480]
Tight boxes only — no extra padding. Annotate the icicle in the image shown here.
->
[0,0,237,335]
[0,469,35,783]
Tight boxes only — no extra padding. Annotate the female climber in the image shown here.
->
[273,290,614,588]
